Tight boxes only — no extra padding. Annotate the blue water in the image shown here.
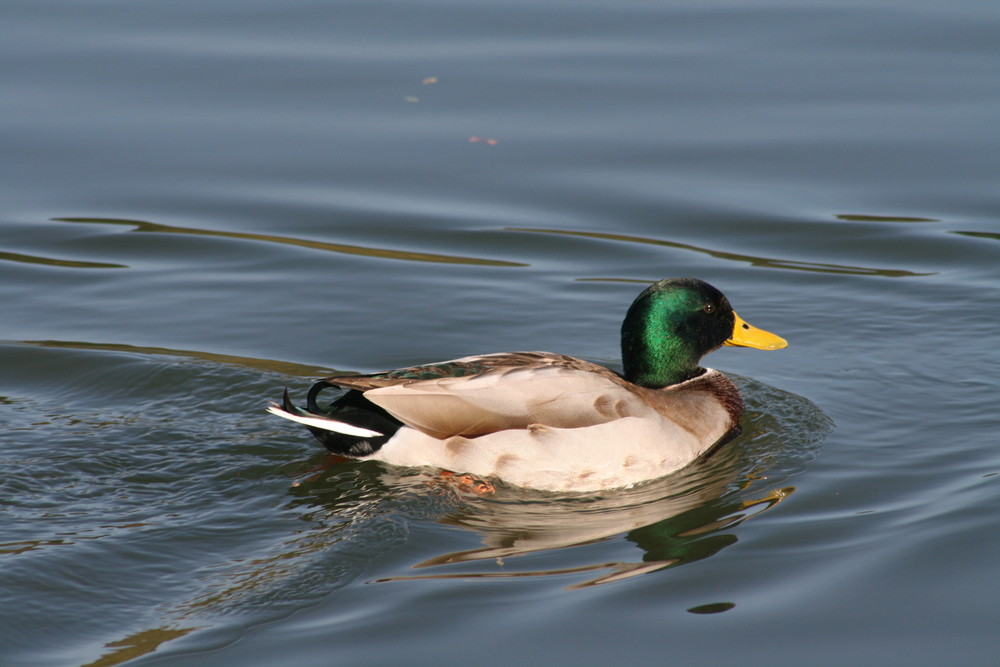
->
[2,0,999,665]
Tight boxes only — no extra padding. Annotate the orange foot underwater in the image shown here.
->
[435,470,496,495]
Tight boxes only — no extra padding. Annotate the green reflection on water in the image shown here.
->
[508,227,932,278]
[23,339,333,377]
[81,627,196,667]
[0,538,70,555]
[835,214,938,223]
[53,217,527,267]
[687,602,736,614]
[0,251,127,269]
[952,231,1000,242]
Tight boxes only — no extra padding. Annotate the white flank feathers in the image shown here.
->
[266,404,382,438]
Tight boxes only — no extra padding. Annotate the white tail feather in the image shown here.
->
[266,404,382,437]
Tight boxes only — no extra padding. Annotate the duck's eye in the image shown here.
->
[702,304,715,313]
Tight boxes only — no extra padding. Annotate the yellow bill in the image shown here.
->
[725,312,788,350]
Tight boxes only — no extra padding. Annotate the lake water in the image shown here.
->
[2,0,999,665]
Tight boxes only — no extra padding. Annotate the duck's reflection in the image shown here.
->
[365,457,793,588]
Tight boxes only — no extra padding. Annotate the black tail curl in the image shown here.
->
[286,380,403,458]
[307,379,338,415]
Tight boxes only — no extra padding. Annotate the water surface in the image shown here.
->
[2,0,999,665]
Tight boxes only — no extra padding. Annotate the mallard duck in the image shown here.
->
[268,278,786,492]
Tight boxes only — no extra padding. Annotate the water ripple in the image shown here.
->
[508,227,932,278]
[53,217,527,268]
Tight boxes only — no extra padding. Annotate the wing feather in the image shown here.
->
[364,363,657,438]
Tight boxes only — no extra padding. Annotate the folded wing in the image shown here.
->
[354,355,659,438]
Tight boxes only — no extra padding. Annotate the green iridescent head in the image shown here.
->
[620,278,786,388]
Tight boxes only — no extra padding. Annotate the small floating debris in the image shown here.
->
[687,602,736,615]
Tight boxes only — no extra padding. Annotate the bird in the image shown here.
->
[267,278,787,492]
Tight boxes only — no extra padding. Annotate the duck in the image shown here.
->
[267,278,787,492]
